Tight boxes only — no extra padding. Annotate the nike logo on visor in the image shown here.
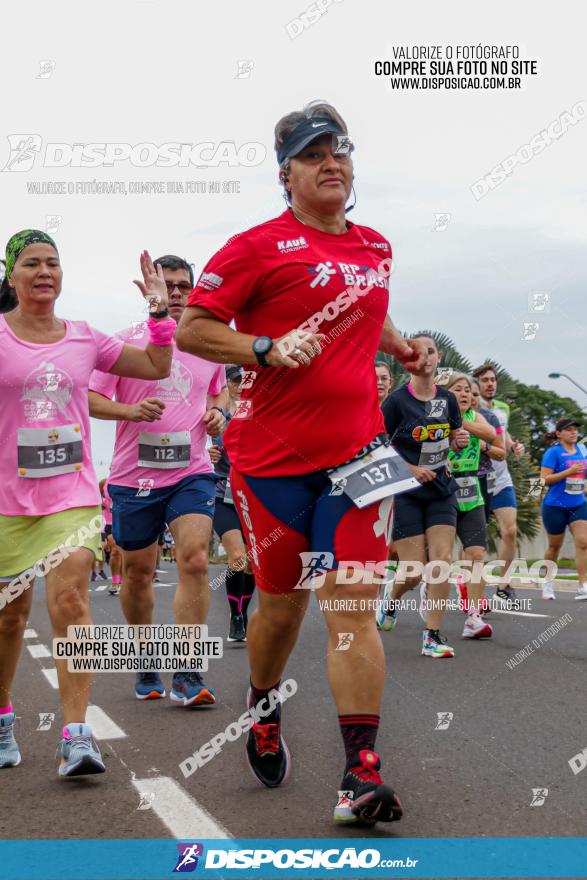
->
[311,122,328,128]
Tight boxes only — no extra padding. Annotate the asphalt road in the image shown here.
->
[2,565,586,845]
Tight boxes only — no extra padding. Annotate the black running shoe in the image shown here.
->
[494,586,521,610]
[245,690,290,788]
[228,614,246,643]
[334,749,403,825]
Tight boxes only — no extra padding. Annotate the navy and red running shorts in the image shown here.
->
[230,467,391,594]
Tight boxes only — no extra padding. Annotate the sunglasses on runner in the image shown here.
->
[165,281,192,294]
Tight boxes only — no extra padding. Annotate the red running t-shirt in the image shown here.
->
[187,210,391,477]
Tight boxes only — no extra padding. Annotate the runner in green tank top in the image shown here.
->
[442,374,496,640]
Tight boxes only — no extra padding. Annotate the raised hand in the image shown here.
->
[133,250,169,313]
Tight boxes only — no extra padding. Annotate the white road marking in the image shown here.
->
[133,775,231,839]
[86,705,127,740]
[23,628,38,639]
[27,644,51,658]
[42,668,59,689]
[93,583,110,592]
[491,609,552,619]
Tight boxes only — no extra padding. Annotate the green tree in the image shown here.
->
[509,383,587,466]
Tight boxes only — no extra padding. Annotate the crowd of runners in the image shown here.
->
[1,100,586,830]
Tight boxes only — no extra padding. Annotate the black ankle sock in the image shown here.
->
[241,573,256,617]
[250,679,281,724]
[225,568,246,618]
[338,714,380,770]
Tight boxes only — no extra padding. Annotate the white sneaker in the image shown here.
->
[418,581,428,623]
[542,581,555,600]
[462,612,493,639]
[575,584,587,601]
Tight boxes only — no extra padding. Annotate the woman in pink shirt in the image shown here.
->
[0,229,173,778]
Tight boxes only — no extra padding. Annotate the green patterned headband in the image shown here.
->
[4,229,58,278]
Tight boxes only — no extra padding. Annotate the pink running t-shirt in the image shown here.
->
[0,316,124,517]
[89,322,225,489]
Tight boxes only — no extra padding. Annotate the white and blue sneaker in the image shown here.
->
[135,671,166,700]
[58,723,105,777]
[376,573,397,632]
[170,671,215,707]
[0,712,21,768]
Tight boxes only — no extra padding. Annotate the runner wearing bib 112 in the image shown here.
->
[89,254,227,708]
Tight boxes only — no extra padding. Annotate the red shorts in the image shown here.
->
[230,467,391,594]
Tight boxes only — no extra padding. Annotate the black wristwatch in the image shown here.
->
[149,307,169,319]
[252,336,273,367]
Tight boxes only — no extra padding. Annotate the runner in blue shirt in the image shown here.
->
[540,418,587,601]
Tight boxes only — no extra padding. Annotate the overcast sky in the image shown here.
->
[2,0,586,472]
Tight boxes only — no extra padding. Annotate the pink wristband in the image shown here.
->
[147,316,175,346]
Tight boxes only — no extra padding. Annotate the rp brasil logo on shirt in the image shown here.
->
[198,271,223,291]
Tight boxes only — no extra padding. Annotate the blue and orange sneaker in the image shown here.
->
[58,723,105,777]
[135,671,166,700]
[170,671,215,707]
[334,750,403,825]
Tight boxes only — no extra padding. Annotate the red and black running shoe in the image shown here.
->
[334,749,403,825]
[245,691,290,788]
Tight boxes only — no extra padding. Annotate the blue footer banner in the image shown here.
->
[1,838,586,879]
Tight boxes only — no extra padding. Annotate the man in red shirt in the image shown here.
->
[176,101,425,826]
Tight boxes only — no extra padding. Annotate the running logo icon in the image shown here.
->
[336,633,354,651]
[425,399,447,418]
[45,215,62,234]
[173,843,204,873]
[522,322,539,341]
[232,400,253,420]
[240,370,256,390]
[2,134,42,171]
[294,551,334,589]
[432,212,451,231]
[309,261,336,288]
[37,60,56,79]
[530,788,548,806]
[435,712,453,730]
[329,477,347,496]
[334,135,353,156]
[137,792,155,810]
[37,712,55,731]
[528,292,550,312]
[235,60,254,79]
[137,479,154,497]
